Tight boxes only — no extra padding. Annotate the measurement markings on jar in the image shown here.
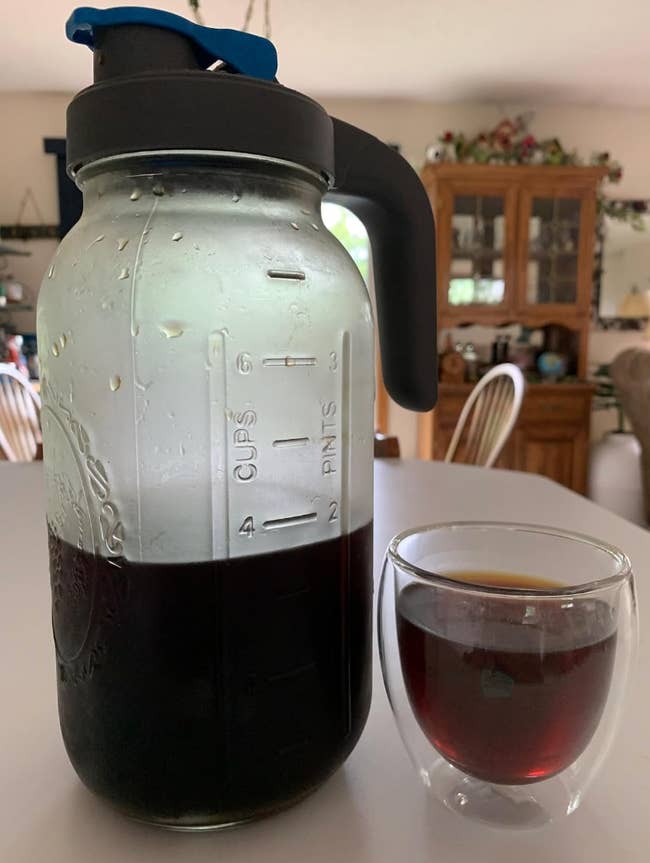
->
[339,330,351,535]
[208,328,230,557]
[262,356,317,367]
[266,269,306,281]
[262,512,317,530]
[272,436,310,448]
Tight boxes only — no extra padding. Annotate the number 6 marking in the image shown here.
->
[236,352,253,374]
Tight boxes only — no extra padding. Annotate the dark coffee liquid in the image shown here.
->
[49,522,372,826]
[398,576,616,785]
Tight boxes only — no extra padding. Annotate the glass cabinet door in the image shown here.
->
[521,194,584,307]
[446,192,508,308]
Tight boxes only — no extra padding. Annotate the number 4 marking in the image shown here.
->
[239,516,255,537]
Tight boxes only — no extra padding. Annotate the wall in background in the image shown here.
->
[321,98,650,197]
[2,92,650,451]
[0,92,69,334]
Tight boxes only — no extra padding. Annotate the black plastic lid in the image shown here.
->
[65,7,334,178]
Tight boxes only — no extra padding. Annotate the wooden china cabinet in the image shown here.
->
[413,162,607,493]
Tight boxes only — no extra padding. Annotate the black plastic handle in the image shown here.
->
[328,118,437,412]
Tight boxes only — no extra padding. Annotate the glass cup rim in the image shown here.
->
[388,520,632,597]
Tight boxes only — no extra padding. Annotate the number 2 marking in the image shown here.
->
[328,501,338,523]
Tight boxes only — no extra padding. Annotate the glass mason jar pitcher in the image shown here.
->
[38,6,437,829]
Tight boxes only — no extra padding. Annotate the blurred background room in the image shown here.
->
[1,0,649,527]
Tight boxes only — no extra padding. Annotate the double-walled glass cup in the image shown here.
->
[378,522,637,828]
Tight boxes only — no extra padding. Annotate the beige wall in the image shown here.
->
[320,98,650,198]
[2,92,649,451]
[0,92,69,335]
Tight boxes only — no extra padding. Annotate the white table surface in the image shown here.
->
[1,460,648,862]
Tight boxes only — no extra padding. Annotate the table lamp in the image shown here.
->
[618,284,650,338]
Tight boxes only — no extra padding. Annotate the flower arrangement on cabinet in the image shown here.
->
[428,116,645,228]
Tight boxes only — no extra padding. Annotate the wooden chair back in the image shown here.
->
[0,364,42,462]
[444,363,525,468]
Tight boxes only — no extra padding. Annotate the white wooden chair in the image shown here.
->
[444,363,526,468]
[0,364,42,462]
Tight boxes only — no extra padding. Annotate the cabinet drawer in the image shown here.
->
[436,388,591,427]
[520,393,589,425]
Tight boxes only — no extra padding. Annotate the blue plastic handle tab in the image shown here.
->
[66,6,278,81]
